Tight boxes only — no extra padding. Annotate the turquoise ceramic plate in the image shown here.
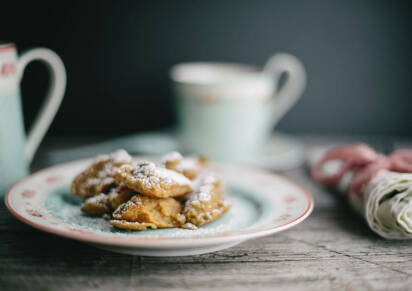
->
[5,158,313,256]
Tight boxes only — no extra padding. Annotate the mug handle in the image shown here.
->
[17,48,67,163]
[263,53,306,127]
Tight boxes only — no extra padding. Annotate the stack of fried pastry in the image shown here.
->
[71,150,232,230]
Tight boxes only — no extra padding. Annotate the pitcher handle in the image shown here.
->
[263,53,306,127]
[17,48,66,163]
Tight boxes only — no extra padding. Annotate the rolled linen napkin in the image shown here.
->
[311,144,412,239]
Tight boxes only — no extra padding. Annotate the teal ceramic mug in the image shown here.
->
[170,53,306,163]
[0,42,66,195]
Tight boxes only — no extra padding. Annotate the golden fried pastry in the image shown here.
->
[183,173,232,227]
[72,150,232,231]
[110,220,157,231]
[107,185,135,210]
[162,152,208,180]
[71,150,132,199]
[81,185,135,216]
[115,162,193,198]
[81,193,110,216]
[110,194,186,230]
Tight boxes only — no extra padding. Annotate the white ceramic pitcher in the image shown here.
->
[0,42,66,194]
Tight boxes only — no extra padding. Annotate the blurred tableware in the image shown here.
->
[0,42,66,195]
[170,53,306,163]
[5,157,313,256]
[45,131,304,171]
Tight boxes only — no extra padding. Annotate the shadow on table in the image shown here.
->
[298,165,373,237]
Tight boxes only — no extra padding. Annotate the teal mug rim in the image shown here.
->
[170,61,274,86]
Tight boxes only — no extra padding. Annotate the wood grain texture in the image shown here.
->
[1,135,411,291]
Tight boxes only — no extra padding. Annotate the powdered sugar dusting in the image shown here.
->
[128,161,192,189]
[161,151,182,164]
[197,185,213,202]
[112,149,133,163]
[181,222,198,230]
[93,149,133,181]
[176,157,199,172]
[95,149,132,164]
[161,152,208,180]
[189,172,220,202]
[72,149,133,198]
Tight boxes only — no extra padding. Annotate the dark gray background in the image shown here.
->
[2,0,411,136]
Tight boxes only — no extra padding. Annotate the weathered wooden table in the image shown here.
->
[1,135,411,291]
